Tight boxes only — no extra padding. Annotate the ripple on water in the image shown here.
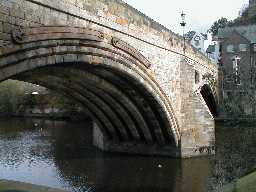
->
[0,118,255,192]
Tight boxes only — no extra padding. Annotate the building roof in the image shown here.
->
[201,33,208,40]
[185,31,208,42]
[206,45,216,53]
[218,25,256,43]
[184,31,196,41]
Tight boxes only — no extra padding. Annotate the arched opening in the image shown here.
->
[200,84,218,118]
[0,26,180,156]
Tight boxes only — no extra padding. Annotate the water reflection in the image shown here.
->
[210,122,256,191]
[0,118,255,192]
[51,120,180,191]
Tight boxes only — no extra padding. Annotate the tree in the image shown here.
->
[202,73,217,92]
[209,17,229,36]
[0,80,27,113]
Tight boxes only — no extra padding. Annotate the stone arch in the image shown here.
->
[0,26,180,156]
[200,84,218,117]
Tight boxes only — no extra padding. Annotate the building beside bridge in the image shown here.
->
[218,25,256,117]
[249,0,256,18]
[185,31,207,53]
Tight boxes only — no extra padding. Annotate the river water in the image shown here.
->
[0,118,255,192]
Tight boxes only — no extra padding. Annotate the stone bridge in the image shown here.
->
[0,0,218,157]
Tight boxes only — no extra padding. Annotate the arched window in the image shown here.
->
[195,70,200,84]
[227,44,234,53]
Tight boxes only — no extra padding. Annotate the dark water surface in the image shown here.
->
[0,118,255,192]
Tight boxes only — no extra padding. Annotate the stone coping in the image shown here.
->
[0,180,68,192]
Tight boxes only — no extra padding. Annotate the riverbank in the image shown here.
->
[223,170,256,192]
[0,180,68,192]
[215,117,256,124]
[0,112,90,122]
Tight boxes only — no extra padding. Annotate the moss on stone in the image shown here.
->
[223,171,256,192]
[235,171,256,192]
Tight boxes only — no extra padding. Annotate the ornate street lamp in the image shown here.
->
[180,11,186,55]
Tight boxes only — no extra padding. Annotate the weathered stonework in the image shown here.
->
[0,0,218,157]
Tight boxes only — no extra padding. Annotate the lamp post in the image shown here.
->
[180,11,186,55]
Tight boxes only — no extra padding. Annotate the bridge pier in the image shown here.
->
[178,59,215,157]
[93,111,215,158]
[93,122,180,157]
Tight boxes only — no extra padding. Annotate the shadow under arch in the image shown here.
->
[0,26,180,156]
[200,84,218,118]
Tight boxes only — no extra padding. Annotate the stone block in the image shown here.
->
[0,3,10,15]
[2,22,12,33]
[0,22,3,32]
[0,32,10,41]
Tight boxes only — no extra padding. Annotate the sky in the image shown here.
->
[123,0,249,35]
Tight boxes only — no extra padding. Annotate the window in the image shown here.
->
[226,44,234,53]
[195,40,200,46]
[219,44,222,53]
[194,35,201,41]
[239,44,247,52]
[253,44,256,52]
[232,56,240,71]
[194,35,200,47]
[195,70,200,84]
[225,74,233,83]
[232,56,241,85]
[234,74,241,85]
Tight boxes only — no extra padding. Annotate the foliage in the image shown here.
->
[0,80,81,115]
[202,73,217,92]
[228,15,256,27]
[209,17,229,36]
[209,4,256,36]
[0,80,27,113]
